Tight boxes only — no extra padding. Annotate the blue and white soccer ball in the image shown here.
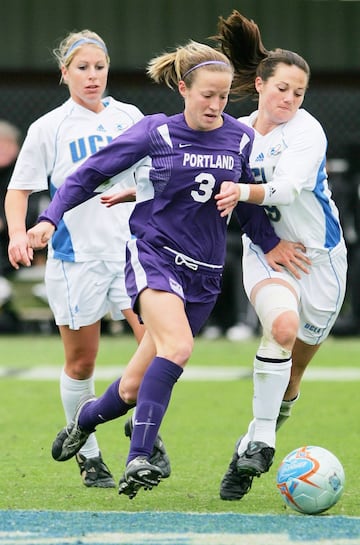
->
[276,445,345,515]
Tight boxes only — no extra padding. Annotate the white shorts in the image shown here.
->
[45,258,131,330]
[242,235,347,345]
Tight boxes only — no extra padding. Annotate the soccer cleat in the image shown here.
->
[220,438,254,501]
[76,452,116,488]
[236,441,275,476]
[118,456,163,499]
[51,394,96,462]
[118,476,142,500]
[124,418,171,479]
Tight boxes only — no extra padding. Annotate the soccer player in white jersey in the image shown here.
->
[214,11,347,500]
[4,30,169,488]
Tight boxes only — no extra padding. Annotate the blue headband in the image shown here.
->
[182,60,230,79]
[65,38,108,60]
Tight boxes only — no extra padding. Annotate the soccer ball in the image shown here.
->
[276,445,345,515]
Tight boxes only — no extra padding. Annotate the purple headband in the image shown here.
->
[65,38,108,60]
[182,60,230,79]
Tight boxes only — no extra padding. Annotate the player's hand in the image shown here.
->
[100,188,136,208]
[27,221,55,250]
[8,232,33,269]
[215,181,239,217]
[265,240,311,279]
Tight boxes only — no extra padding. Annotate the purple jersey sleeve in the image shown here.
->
[38,115,165,227]
[234,202,280,253]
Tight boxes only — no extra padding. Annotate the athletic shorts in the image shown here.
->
[242,235,347,345]
[125,238,223,336]
[45,258,131,330]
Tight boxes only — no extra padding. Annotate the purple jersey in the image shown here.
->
[39,112,278,264]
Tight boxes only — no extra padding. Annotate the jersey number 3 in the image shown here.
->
[191,173,216,203]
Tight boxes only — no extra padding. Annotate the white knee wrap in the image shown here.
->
[254,284,299,360]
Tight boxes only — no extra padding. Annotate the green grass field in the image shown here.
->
[0,333,359,516]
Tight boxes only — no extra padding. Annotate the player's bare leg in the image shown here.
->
[284,338,321,400]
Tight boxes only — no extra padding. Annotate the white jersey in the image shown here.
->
[240,109,347,344]
[9,96,148,262]
[239,109,344,257]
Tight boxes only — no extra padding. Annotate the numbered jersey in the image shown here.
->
[41,112,254,267]
[9,97,146,262]
[239,109,343,251]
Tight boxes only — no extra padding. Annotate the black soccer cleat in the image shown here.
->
[51,394,96,461]
[220,439,275,500]
[76,452,116,488]
[220,438,253,501]
[118,456,162,499]
[118,475,142,500]
[124,418,171,478]
[236,441,275,476]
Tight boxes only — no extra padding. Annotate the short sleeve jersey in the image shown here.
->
[239,109,343,251]
[8,97,145,262]
[40,112,254,267]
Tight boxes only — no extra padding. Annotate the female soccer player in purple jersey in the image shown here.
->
[213,11,347,502]
[27,40,310,499]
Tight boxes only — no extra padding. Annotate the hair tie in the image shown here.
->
[182,60,230,79]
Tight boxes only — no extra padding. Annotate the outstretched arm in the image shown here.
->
[38,118,150,227]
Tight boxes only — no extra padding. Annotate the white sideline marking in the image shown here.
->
[0,532,358,545]
[0,366,359,381]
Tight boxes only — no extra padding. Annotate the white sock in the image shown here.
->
[237,420,255,456]
[276,393,300,430]
[60,369,99,459]
[251,356,292,448]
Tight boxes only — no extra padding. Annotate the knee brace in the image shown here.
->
[254,284,299,360]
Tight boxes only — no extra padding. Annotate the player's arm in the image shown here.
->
[236,125,326,206]
[234,201,310,279]
[5,189,33,269]
[37,118,151,228]
[100,156,152,208]
[100,187,136,207]
[265,239,311,277]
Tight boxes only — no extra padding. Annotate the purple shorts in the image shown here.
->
[125,239,223,336]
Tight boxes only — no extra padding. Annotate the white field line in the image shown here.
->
[0,366,359,381]
[0,533,358,545]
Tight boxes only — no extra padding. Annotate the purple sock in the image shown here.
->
[78,378,134,431]
[127,356,183,464]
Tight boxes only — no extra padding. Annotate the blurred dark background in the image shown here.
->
[1,0,360,158]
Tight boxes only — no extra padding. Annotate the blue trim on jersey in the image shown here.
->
[49,174,76,261]
[52,219,75,261]
[313,156,341,248]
